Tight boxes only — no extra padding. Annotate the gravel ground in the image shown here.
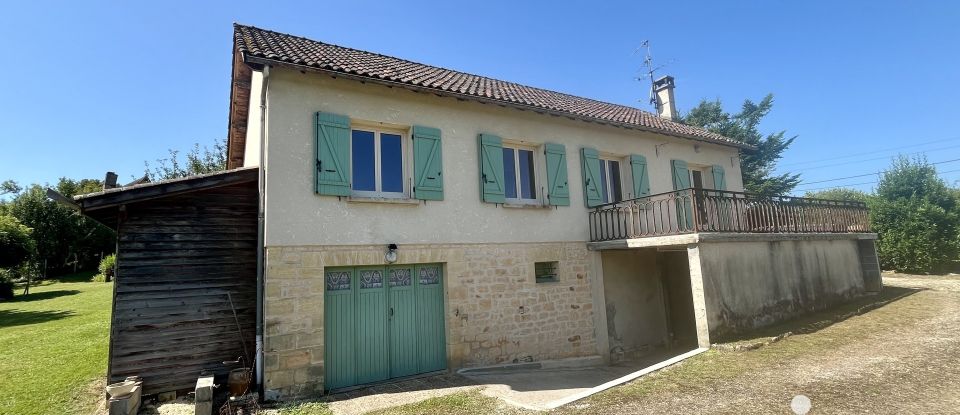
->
[564,273,960,414]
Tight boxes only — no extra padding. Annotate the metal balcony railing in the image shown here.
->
[588,188,871,242]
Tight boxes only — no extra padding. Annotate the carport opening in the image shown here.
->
[601,247,699,362]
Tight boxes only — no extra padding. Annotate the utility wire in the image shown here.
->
[798,157,960,186]
[795,167,960,193]
[791,144,960,173]
[780,136,960,168]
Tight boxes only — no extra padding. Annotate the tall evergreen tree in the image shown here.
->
[682,94,800,195]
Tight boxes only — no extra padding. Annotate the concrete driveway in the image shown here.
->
[320,348,703,414]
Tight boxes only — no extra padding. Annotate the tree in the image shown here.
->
[3,181,114,277]
[0,180,21,196]
[145,137,227,181]
[682,94,800,195]
[804,188,870,203]
[0,215,34,269]
[870,156,959,273]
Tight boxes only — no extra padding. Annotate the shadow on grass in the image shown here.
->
[0,309,75,328]
[716,285,921,344]
[55,271,98,283]
[8,290,81,303]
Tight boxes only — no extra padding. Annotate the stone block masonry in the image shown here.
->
[262,242,598,400]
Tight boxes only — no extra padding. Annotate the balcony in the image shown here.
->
[588,188,871,242]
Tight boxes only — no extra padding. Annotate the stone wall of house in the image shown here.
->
[262,242,598,400]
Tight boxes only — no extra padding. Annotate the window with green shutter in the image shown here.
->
[413,126,443,200]
[580,147,603,207]
[315,112,352,196]
[544,143,569,206]
[671,159,693,229]
[630,154,651,198]
[671,159,691,190]
[711,165,726,190]
[478,134,506,203]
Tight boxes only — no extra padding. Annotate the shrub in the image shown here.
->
[870,157,960,273]
[97,254,116,282]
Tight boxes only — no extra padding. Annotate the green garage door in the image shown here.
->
[324,263,446,391]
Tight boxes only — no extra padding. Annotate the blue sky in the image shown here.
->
[2,1,959,195]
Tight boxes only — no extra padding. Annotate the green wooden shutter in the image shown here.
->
[671,160,693,229]
[544,143,570,206]
[580,147,603,207]
[315,112,351,196]
[671,159,691,190]
[629,154,651,198]
[711,165,726,190]
[478,134,506,203]
[413,126,443,200]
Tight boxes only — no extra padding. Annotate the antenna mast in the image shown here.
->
[635,40,671,109]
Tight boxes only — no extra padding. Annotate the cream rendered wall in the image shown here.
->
[243,70,264,167]
[600,249,668,358]
[263,68,743,247]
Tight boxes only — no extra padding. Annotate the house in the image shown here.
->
[71,24,880,401]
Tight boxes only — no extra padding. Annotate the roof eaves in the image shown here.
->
[242,54,755,151]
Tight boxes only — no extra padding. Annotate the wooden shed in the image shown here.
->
[74,168,259,395]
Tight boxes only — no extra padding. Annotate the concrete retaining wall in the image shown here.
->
[695,238,867,338]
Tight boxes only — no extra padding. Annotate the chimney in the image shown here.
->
[653,75,677,120]
[103,172,118,190]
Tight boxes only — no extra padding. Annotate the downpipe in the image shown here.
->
[255,65,270,399]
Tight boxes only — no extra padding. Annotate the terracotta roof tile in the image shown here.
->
[233,24,749,149]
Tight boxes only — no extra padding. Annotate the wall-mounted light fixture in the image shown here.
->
[385,243,398,263]
[654,143,668,157]
[693,144,701,153]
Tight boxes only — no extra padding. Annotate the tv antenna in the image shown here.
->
[634,40,674,109]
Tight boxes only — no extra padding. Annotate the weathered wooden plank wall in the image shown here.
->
[110,182,257,395]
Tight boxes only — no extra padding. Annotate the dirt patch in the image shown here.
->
[70,377,107,415]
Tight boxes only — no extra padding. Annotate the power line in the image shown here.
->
[795,167,960,193]
[798,157,960,186]
[791,144,960,173]
[780,136,960,168]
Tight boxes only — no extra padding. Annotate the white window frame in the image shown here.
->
[503,142,541,205]
[349,126,409,199]
[599,156,624,203]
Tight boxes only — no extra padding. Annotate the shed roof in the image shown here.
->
[73,167,258,226]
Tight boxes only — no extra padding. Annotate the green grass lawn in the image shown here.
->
[0,272,113,415]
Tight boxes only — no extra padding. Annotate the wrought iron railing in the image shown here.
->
[588,188,871,242]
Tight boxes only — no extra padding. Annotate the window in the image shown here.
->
[599,159,623,203]
[691,170,704,189]
[535,261,559,283]
[351,128,406,198]
[502,145,538,204]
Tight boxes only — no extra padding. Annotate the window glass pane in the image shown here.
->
[380,133,403,193]
[352,130,376,191]
[609,160,622,202]
[518,149,536,199]
[599,160,609,203]
[503,148,517,199]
